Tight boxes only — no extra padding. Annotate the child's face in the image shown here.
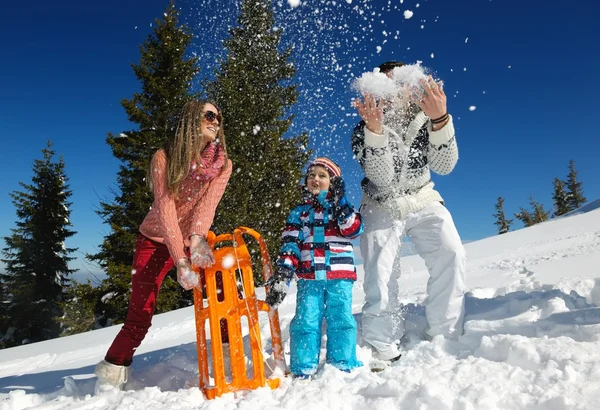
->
[306,165,331,195]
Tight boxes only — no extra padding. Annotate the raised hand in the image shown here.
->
[329,176,353,220]
[330,176,346,206]
[413,76,447,122]
[353,93,384,134]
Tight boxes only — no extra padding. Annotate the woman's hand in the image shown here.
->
[413,76,447,121]
[353,93,384,134]
[176,258,199,290]
[190,235,215,268]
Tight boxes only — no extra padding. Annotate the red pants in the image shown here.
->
[105,234,229,366]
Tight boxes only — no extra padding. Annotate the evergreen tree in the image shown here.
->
[493,196,512,234]
[1,142,76,347]
[552,177,571,216]
[206,0,310,274]
[86,2,200,326]
[529,196,550,224]
[514,207,535,227]
[59,281,100,336]
[0,278,9,348]
[565,159,586,210]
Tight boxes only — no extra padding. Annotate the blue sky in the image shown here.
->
[1,0,598,278]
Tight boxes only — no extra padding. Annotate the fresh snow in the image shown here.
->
[352,62,431,100]
[1,207,600,409]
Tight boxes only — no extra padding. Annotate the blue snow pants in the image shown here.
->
[289,279,363,375]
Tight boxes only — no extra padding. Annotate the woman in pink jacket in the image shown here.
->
[94,100,232,391]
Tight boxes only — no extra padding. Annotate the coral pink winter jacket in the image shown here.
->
[139,149,232,262]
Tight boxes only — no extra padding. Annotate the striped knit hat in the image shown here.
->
[308,157,341,178]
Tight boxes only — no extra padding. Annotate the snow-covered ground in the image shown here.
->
[1,207,600,409]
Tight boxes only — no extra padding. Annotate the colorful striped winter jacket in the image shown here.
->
[277,190,364,281]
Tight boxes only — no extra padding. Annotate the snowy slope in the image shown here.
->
[1,208,600,409]
[561,199,600,218]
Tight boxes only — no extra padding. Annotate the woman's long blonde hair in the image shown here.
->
[147,100,228,198]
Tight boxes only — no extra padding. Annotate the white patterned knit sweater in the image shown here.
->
[351,111,459,219]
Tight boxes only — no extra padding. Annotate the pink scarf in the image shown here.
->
[190,142,226,182]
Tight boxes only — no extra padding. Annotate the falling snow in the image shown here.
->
[221,254,235,269]
[182,0,475,185]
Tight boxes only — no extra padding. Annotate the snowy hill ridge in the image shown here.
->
[560,198,600,218]
[1,208,600,409]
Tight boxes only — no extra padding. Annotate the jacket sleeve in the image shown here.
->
[276,206,304,271]
[337,207,364,240]
[150,150,186,262]
[351,121,396,187]
[427,115,459,175]
[190,159,233,238]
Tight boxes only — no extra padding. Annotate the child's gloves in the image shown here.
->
[330,176,346,204]
[176,258,199,290]
[265,265,294,308]
[190,235,215,268]
[330,176,353,220]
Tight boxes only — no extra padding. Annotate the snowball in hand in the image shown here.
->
[180,267,199,288]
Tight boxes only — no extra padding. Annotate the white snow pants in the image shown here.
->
[360,201,466,359]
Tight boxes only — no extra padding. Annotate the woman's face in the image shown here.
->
[306,165,331,195]
[200,103,221,144]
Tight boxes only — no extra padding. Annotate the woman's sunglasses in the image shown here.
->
[203,110,222,123]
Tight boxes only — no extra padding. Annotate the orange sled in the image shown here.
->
[192,227,285,399]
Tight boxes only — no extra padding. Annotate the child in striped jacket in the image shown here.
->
[265,157,364,379]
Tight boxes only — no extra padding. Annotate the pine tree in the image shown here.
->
[493,197,512,234]
[59,281,100,336]
[552,177,571,216]
[206,0,310,274]
[529,196,550,224]
[0,278,9,348]
[87,2,200,326]
[1,142,76,347]
[514,207,535,227]
[565,159,586,210]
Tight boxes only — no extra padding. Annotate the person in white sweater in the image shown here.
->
[351,61,467,364]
